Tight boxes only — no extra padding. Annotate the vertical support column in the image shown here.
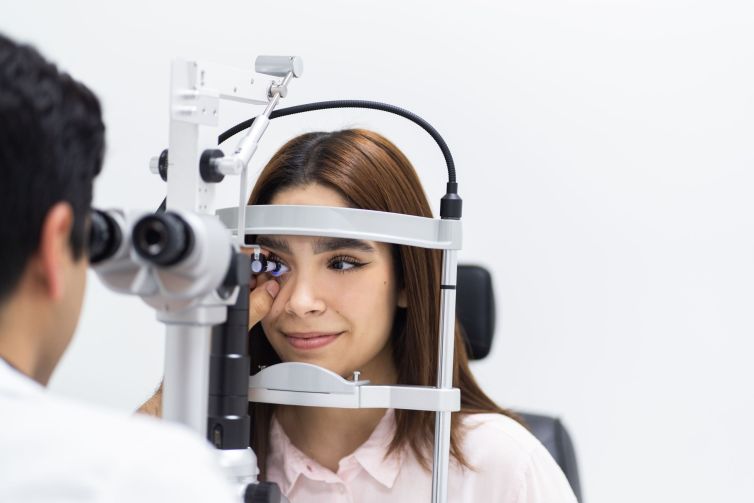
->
[161,59,221,437]
[163,325,213,436]
[167,59,218,214]
[431,250,458,503]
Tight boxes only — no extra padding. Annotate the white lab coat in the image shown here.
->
[0,359,240,502]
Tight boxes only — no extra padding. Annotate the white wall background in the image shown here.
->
[2,1,753,501]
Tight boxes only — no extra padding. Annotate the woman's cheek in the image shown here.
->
[260,319,276,344]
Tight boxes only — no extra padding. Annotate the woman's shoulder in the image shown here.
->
[460,412,541,462]
[456,412,577,502]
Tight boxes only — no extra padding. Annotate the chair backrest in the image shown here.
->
[456,264,583,502]
[456,265,496,360]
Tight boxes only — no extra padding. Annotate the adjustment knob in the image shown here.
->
[245,481,285,503]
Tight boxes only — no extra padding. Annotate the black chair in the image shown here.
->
[456,265,583,502]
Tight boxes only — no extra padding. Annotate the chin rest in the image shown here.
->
[456,264,583,502]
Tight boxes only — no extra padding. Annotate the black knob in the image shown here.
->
[89,210,122,265]
[157,149,169,182]
[132,212,193,266]
[200,149,226,183]
[245,482,284,503]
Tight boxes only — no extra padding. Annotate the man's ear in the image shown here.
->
[34,202,75,301]
[397,287,407,308]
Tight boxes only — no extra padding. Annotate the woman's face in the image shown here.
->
[254,183,405,381]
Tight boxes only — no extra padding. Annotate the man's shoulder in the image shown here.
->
[41,391,202,452]
[0,390,238,502]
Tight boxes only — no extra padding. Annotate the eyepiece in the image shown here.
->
[132,212,193,266]
[89,209,122,265]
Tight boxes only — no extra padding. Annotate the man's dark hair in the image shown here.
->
[0,33,104,302]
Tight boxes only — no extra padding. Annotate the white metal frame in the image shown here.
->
[95,55,461,503]
[161,58,297,437]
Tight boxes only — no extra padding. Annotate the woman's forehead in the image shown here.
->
[269,183,349,208]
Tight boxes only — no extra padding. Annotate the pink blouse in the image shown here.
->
[266,409,578,502]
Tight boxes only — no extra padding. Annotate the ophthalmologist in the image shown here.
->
[0,33,279,502]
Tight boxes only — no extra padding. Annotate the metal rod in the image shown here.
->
[431,249,458,503]
[237,164,249,246]
[163,324,212,436]
[234,76,287,245]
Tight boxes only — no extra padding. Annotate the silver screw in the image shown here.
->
[353,370,361,381]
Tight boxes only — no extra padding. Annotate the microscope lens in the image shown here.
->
[269,261,290,277]
[250,255,266,274]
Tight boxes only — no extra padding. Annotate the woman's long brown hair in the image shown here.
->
[248,129,514,478]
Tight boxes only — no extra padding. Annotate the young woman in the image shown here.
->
[244,129,577,502]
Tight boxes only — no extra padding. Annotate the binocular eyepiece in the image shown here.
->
[88,209,284,287]
[132,213,194,266]
[89,210,194,267]
[89,209,236,306]
[89,210,122,265]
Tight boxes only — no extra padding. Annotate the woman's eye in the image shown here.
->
[331,261,355,271]
[329,256,364,272]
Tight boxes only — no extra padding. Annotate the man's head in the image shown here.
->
[0,33,104,383]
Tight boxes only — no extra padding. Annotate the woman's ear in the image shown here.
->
[397,287,407,308]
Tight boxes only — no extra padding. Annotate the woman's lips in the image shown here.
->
[283,332,342,350]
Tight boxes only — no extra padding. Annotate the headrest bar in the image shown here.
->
[216,205,462,250]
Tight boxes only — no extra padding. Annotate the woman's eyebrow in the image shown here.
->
[255,236,291,254]
[313,238,376,254]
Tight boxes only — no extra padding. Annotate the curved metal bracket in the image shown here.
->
[249,362,460,412]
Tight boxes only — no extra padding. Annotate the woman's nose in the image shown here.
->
[283,273,326,317]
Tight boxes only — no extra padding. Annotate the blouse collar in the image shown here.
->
[269,408,405,495]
